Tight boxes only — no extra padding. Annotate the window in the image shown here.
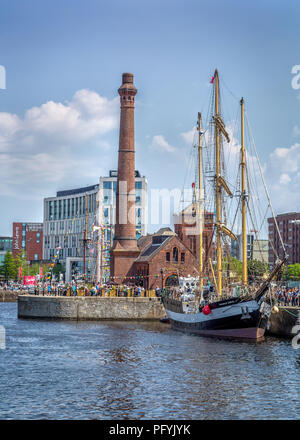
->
[104,208,109,217]
[166,252,170,262]
[54,200,57,220]
[63,199,67,218]
[181,253,185,262]
[59,200,62,219]
[173,247,178,262]
[36,232,40,243]
[34,254,38,261]
[135,181,142,189]
[136,196,141,204]
[49,201,54,220]
[60,221,64,231]
[103,181,112,189]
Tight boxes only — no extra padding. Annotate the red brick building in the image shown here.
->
[268,212,300,267]
[134,228,199,289]
[109,74,200,288]
[174,204,214,268]
[12,222,43,262]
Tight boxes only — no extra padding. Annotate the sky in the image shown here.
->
[1,0,300,236]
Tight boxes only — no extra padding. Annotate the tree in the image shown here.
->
[247,259,269,279]
[13,250,28,279]
[222,256,242,280]
[52,262,65,280]
[287,263,300,279]
[0,251,16,281]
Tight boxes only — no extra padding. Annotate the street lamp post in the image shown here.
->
[160,268,164,291]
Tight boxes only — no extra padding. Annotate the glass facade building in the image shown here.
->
[43,171,147,280]
[0,236,12,266]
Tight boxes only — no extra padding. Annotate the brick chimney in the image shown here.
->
[110,73,140,281]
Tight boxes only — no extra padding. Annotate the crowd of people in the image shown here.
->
[1,279,300,306]
[3,281,159,298]
[274,287,300,307]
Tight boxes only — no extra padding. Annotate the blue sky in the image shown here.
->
[1,0,300,235]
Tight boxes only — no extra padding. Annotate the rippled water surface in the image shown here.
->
[0,303,299,419]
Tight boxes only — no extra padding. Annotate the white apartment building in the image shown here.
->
[43,171,147,281]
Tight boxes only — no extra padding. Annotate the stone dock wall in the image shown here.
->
[0,290,18,302]
[18,295,166,320]
[268,306,299,337]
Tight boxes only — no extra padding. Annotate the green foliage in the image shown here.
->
[52,263,65,279]
[14,250,27,278]
[287,263,300,279]
[0,249,52,281]
[0,251,16,280]
[222,256,243,280]
[247,259,269,278]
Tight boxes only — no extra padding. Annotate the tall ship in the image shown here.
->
[163,69,286,340]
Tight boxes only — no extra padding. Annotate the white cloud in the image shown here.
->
[150,135,177,153]
[264,142,300,213]
[292,125,300,137]
[279,173,291,185]
[180,128,196,145]
[0,89,119,199]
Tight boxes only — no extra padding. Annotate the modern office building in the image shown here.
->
[12,223,43,262]
[231,234,254,261]
[43,184,99,280]
[268,212,300,267]
[252,239,268,263]
[43,170,147,281]
[0,236,12,265]
[100,170,147,279]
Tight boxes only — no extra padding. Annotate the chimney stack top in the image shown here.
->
[122,73,134,84]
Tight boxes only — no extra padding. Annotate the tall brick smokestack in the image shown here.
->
[110,73,140,281]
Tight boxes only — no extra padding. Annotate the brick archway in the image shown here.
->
[165,274,179,287]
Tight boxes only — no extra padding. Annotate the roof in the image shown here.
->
[135,235,174,262]
[56,184,99,197]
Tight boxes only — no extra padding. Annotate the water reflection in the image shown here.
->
[0,303,299,419]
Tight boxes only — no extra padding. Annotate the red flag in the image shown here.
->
[40,266,43,278]
[18,266,22,279]
[210,76,215,84]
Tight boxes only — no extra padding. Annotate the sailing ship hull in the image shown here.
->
[163,297,270,340]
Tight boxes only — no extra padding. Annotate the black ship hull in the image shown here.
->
[163,297,270,340]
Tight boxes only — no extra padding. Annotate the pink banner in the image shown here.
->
[23,276,36,286]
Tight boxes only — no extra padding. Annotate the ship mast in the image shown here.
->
[214,69,222,296]
[197,112,203,292]
[240,98,248,286]
[83,194,88,282]
[213,69,237,295]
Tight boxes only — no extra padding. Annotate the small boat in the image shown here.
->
[160,317,170,324]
